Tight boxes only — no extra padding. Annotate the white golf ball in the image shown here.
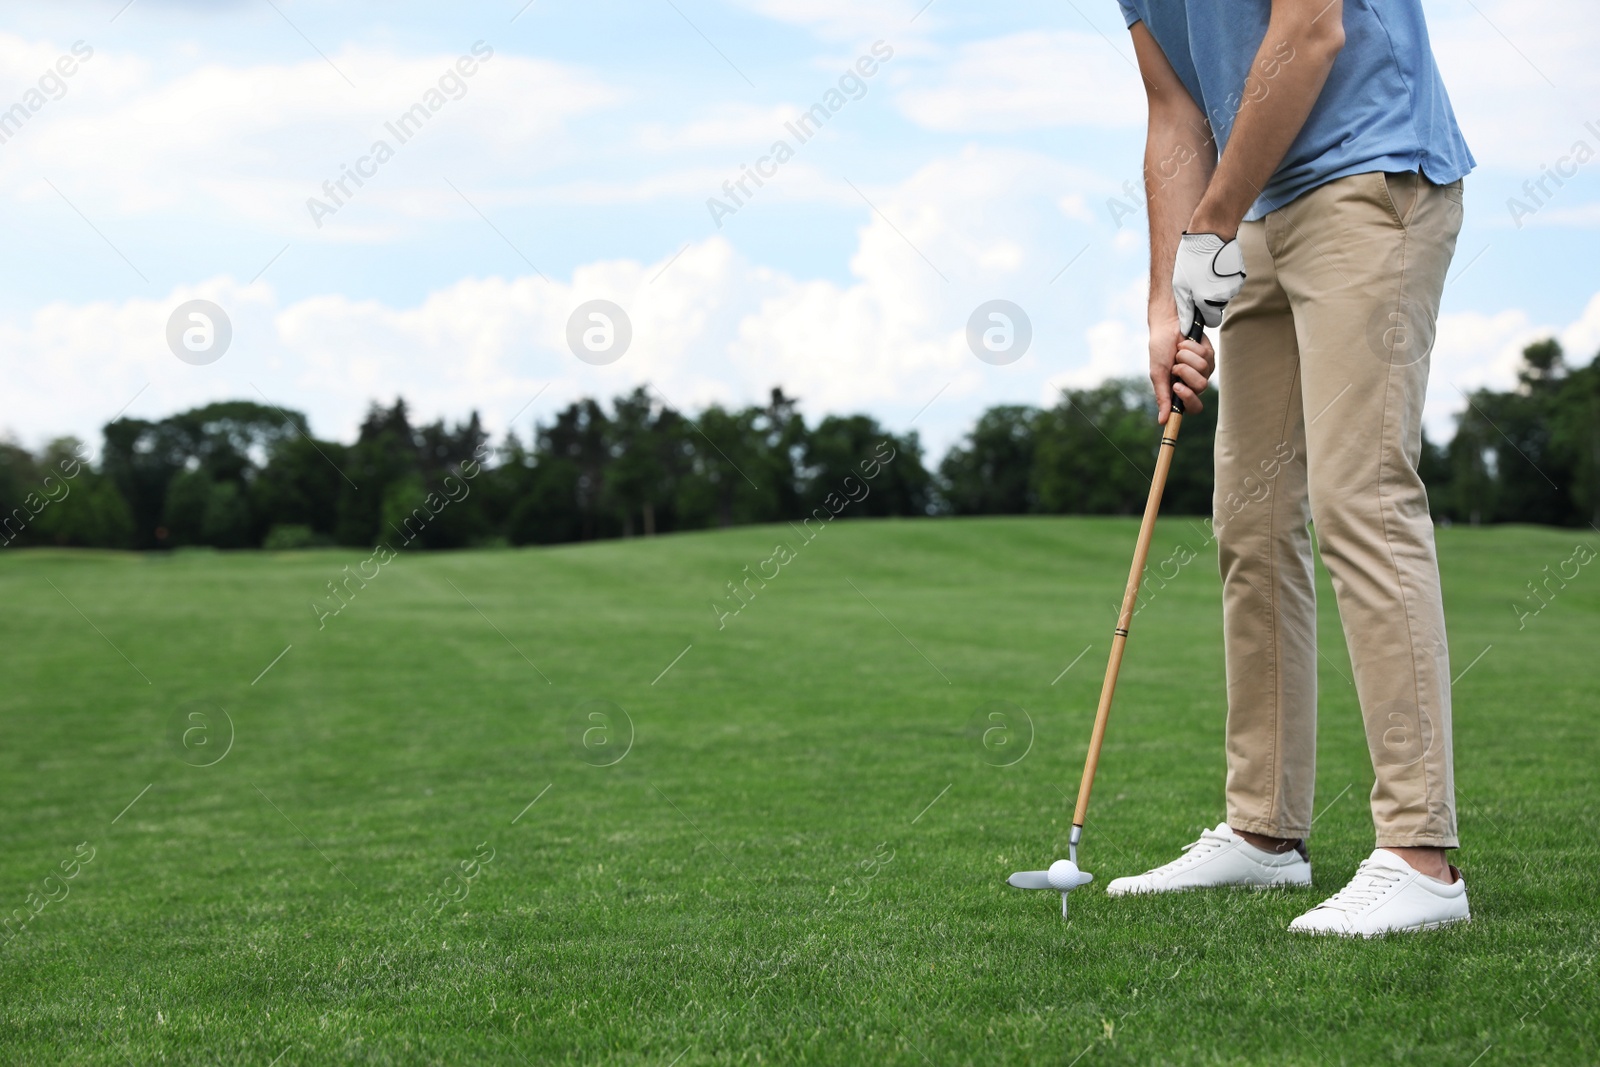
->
[1047,859,1082,890]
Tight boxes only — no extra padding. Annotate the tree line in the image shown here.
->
[2,339,1595,552]
[1420,338,1600,527]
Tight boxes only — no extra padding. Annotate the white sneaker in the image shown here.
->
[1288,849,1470,937]
[1106,822,1312,896]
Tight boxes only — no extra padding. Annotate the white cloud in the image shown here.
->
[637,104,803,152]
[724,0,931,43]
[5,160,1596,467]
[4,6,1597,470]
[1518,200,1600,229]
[0,145,1144,460]
[1425,290,1600,439]
[893,30,1143,132]
[1561,290,1600,358]
[0,33,623,234]
[1042,274,1151,406]
[1427,0,1600,170]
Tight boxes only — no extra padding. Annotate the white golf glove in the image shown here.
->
[1172,231,1246,333]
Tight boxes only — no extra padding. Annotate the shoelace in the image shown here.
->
[1316,859,1404,913]
[1151,827,1233,874]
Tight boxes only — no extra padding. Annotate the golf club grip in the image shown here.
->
[1071,402,1184,828]
[1172,314,1205,416]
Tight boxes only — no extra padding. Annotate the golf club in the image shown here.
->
[1008,315,1205,919]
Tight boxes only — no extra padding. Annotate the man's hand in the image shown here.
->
[1149,312,1216,425]
[1172,232,1245,333]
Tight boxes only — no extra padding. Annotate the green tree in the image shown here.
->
[1033,382,1151,515]
[103,401,309,548]
[252,434,347,541]
[938,405,1040,515]
[805,414,930,517]
[102,416,193,548]
[201,479,253,547]
[1447,340,1573,525]
[675,404,781,529]
[34,460,134,549]
[337,398,418,546]
[162,468,214,546]
[606,388,667,536]
[1550,348,1600,527]
[753,387,807,520]
[1034,379,1215,516]
[507,459,583,545]
[0,440,45,547]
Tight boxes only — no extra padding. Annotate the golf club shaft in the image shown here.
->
[1070,316,1202,830]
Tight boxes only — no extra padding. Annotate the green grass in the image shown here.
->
[1,517,1595,1065]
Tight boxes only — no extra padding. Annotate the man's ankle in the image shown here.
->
[1233,827,1303,855]
[1382,846,1453,883]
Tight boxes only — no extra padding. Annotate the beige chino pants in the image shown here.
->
[1215,170,1463,848]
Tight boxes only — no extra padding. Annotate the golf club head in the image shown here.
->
[1007,860,1094,919]
[1008,859,1095,891]
[1007,869,1053,889]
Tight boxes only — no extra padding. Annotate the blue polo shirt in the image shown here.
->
[1117,0,1474,220]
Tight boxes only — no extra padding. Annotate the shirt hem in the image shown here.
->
[1245,155,1474,221]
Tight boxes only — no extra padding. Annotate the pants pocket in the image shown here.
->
[1380,171,1420,229]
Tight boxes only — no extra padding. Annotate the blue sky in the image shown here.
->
[3,0,1598,461]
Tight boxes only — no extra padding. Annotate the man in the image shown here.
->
[1108,0,1474,936]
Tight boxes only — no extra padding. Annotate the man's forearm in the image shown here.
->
[1127,18,1220,423]
[1146,110,1214,323]
[1189,4,1345,238]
